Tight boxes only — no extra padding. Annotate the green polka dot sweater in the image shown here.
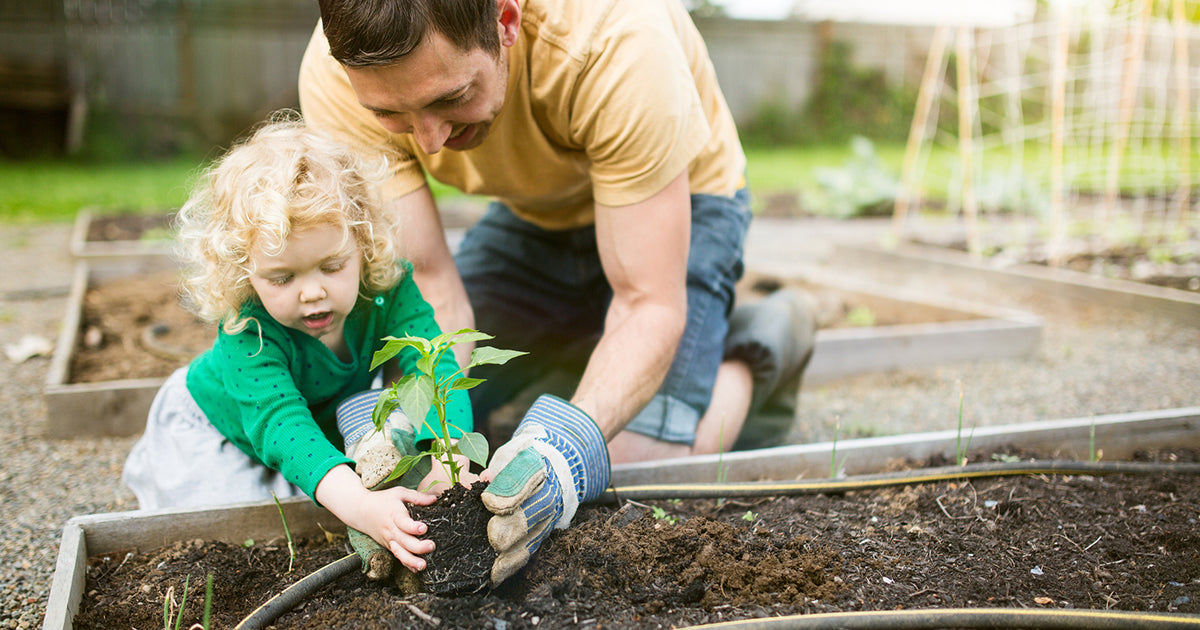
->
[185,261,472,500]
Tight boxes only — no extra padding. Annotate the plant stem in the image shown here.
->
[201,573,213,630]
[1089,417,1097,462]
[173,575,190,630]
[271,492,295,573]
[830,420,840,479]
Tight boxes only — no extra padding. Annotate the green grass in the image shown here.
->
[3,136,1191,225]
[0,158,202,223]
[743,141,906,196]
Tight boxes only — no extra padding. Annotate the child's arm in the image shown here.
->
[314,464,437,572]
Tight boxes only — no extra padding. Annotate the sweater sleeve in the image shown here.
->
[194,320,355,500]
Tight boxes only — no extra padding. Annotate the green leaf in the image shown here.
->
[396,373,435,427]
[450,329,494,345]
[415,353,436,378]
[450,376,486,391]
[456,432,490,468]
[371,336,429,370]
[382,453,430,485]
[468,346,528,369]
[371,387,400,432]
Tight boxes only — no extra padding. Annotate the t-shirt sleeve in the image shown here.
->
[298,23,429,203]
[216,324,354,500]
[384,268,474,444]
[568,17,712,207]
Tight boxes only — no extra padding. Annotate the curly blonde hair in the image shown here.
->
[176,112,401,334]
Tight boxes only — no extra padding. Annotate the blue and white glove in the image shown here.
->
[336,389,427,490]
[482,394,611,585]
[336,389,427,581]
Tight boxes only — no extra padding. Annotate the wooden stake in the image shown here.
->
[956,25,981,260]
[1102,0,1151,229]
[1048,11,1070,267]
[1172,0,1192,233]
[892,25,950,243]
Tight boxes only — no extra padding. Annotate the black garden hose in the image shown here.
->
[235,459,1200,630]
[234,552,360,630]
[685,608,1200,629]
[597,459,1200,503]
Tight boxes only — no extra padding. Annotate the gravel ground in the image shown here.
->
[2,218,1199,629]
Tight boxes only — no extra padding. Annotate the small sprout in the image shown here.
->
[241,539,254,548]
[741,510,757,522]
[991,453,1020,463]
[844,305,876,327]
[651,506,679,525]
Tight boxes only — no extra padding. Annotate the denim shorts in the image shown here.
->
[455,188,750,444]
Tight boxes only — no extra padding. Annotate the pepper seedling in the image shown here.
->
[369,328,526,488]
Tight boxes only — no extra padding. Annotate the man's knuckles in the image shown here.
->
[482,468,547,514]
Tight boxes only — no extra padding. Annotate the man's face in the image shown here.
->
[344,31,508,155]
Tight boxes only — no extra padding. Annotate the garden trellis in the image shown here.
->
[894,0,1200,264]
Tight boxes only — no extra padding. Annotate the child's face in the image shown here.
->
[248,223,362,354]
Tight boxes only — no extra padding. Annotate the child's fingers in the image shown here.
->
[386,485,438,504]
[389,538,432,572]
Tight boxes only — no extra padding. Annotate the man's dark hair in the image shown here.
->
[319,0,501,67]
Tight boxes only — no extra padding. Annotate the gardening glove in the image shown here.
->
[336,389,430,583]
[482,394,611,586]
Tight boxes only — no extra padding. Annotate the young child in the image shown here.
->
[122,115,472,573]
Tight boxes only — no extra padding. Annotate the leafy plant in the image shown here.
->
[741,510,758,522]
[370,328,526,488]
[810,136,899,218]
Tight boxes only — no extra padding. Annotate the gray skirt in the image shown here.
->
[122,367,304,510]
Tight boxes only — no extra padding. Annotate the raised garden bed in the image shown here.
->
[836,240,1200,329]
[741,265,1042,385]
[69,209,175,262]
[42,261,1042,437]
[42,260,211,438]
[46,408,1200,629]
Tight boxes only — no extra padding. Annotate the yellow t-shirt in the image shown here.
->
[298,0,745,230]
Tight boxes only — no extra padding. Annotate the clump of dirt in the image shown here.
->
[409,481,497,596]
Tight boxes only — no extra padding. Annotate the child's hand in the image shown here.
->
[316,464,436,572]
[355,485,438,571]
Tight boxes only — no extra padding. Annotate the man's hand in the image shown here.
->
[480,395,611,585]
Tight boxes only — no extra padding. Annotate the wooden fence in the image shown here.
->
[0,0,946,150]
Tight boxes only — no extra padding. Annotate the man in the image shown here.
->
[300,0,814,584]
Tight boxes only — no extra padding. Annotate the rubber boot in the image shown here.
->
[723,289,817,450]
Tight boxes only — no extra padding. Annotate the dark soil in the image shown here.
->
[73,449,1200,629]
[71,269,214,383]
[409,481,497,596]
[70,269,970,384]
[83,212,175,244]
[912,236,1200,294]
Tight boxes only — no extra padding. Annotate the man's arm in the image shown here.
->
[384,185,476,368]
[570,170,691,440]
